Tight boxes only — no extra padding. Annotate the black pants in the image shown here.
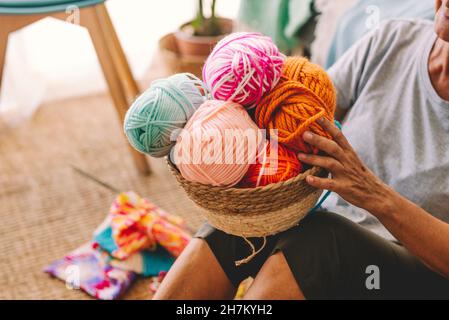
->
[196,211,449,299]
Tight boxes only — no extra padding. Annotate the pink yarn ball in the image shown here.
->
[202,32,285,109]
[172,100,264,187]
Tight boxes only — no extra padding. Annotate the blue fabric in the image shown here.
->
[94,225,175,277]
[0,0,105,14]
[325,0,435,69]
[93,224,118,253]
[141,248,175,277]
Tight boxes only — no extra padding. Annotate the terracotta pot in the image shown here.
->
[158,33,208,78]
[174,17,234,56]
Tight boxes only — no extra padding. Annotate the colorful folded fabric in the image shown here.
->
[45,191,190,299]
[94,224,175,277]
[109,192,191,260]
[44,243,135,300]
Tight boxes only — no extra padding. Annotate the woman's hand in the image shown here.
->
[299,119,449,279]
[298,117,394,215]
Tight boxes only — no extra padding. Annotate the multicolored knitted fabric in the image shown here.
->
[109,192,191,260]
[45,192,192,299]
[93,221,175,277]
[44,243,135,300]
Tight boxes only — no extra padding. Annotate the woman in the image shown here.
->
[154,0,449,299]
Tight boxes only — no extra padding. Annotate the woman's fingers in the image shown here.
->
[303,131,345,160]
[306,175,337,191]
[317,117,351,150]
[297,153,342,172]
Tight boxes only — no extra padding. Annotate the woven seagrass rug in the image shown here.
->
[0,89,204,299]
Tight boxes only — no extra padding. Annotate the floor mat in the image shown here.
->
[0,93,204,299]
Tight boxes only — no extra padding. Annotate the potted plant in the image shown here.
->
[158,0,233,78]
[174,0,233,56]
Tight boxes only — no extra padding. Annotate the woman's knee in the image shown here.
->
[154,238,235,300]
[243,252,305,300]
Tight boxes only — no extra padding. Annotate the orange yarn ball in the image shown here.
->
[239,142,302,188]
[255,57,337,154]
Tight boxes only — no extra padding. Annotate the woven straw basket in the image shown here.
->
[168,159,326,238]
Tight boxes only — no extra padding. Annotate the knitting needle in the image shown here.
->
[70,164,120,194]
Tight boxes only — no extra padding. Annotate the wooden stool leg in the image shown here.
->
[0,26,10,91]
[90,4,140,105]
[81,5,151,175]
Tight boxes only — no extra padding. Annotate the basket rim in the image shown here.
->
[166,157,324,193]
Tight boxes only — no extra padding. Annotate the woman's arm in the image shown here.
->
[298,117,449,278]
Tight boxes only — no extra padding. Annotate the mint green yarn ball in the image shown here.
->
[124,73,209,158]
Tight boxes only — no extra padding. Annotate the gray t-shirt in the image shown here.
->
[324,19,449,241]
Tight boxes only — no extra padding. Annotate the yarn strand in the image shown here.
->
[235,237,267,267]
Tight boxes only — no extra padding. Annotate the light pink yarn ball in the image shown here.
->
[202,32,285,109]
[172,100,264,187]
